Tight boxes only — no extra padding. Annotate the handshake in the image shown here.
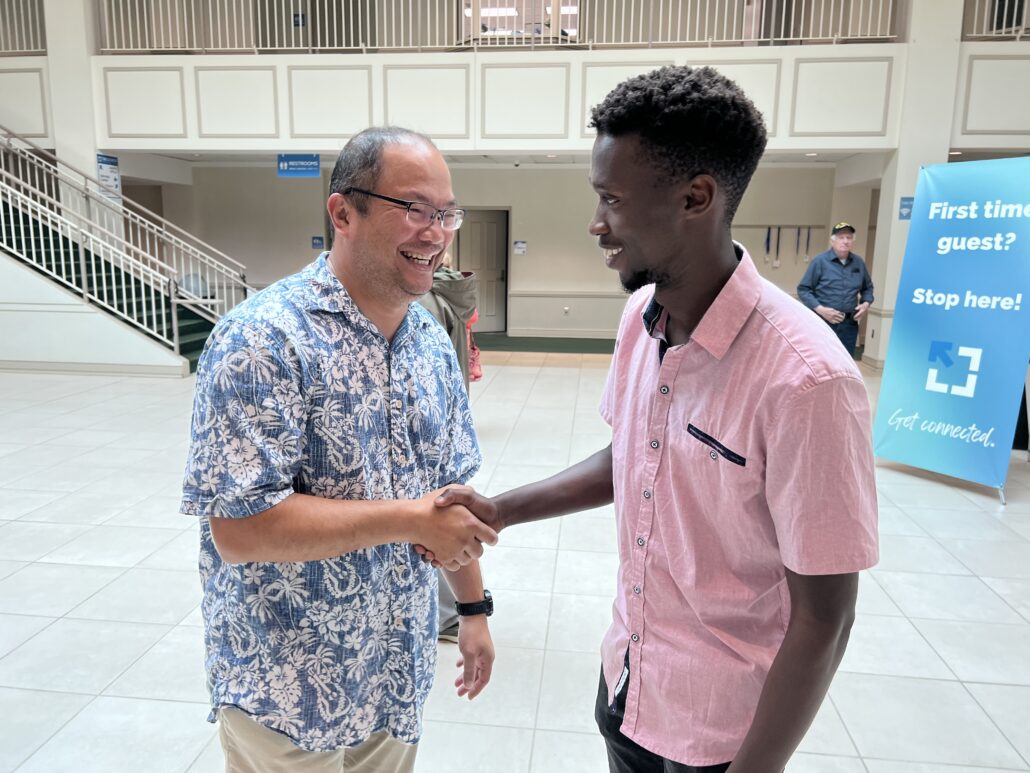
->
[413,485,502,571]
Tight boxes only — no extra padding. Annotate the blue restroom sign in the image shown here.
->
[277,154,320,178]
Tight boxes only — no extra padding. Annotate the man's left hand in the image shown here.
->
[452,615,494,700]
[854,301,871,321]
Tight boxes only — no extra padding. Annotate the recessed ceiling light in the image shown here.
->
[804,152,818,157]
[949,151,962,156]
[546,154,557,158]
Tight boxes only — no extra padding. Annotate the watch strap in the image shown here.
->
[454,589,493,617]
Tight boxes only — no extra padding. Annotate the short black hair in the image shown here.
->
[329,126,436,214]
[589,66,767,223]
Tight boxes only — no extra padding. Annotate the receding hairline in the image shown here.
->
[375,140,456,205]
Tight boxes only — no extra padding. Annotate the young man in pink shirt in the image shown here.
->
[433,66,879,772]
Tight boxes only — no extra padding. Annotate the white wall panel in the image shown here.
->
[0,255,187,376]
[384,65,469,138]
[482,64,569,138]
[580,61,673,136]
[196,67,278,137]
[963,56,1030,135]
[289,66,372,138]
[85,48,909,151]
[0,68,47,138]
[702,61,781,136]
[791,58,892,136]
[104,67,186,137]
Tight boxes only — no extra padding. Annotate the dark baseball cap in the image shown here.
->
[832,222,856,235]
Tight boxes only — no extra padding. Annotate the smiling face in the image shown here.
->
[588,133,690,294]
[333,140,456,307]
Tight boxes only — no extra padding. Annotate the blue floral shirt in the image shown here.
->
[180,255,481,751]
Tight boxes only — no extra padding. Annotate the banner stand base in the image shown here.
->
[999,486,1006,507]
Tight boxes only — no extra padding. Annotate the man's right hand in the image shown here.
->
[412,486,503,568]
[413,489,497,569]
[815,305,845,324]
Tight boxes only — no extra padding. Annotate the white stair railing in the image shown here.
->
[1,173,175,347]
[0,124,252,326]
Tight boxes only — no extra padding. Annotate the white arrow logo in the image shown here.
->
[925,344,982,398]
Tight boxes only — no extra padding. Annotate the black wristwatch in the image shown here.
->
[455,589,493,617]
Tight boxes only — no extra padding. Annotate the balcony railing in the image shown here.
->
[0,0,46,55]
[964,0,1027,39]
[96,0,898,53]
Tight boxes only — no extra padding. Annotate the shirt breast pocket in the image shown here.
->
[673,421,764,550]
[686,423,746,467]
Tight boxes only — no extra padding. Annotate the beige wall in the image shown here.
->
[122,184,164,218]
[166,161,842,333]
[165,166,327,287]
[454,163,837,299]
[452,167,604,292]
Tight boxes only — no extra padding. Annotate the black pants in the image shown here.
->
[828,317,859,356]
[594,667,731,773]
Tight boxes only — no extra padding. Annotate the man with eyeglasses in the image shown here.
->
[181,126,496,772]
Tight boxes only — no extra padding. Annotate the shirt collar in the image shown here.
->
[302,253,432,333]
[828,249,852,265]
[640,243,762,361]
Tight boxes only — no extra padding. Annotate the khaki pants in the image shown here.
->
[218,707,418,773]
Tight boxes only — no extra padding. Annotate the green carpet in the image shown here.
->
[474,333,615,354]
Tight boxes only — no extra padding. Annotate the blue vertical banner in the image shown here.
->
[873,157,1030,488]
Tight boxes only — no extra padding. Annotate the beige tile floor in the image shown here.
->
[0,352,1029,772]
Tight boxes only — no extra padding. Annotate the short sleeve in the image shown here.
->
[180,320,307,519]
[764,376,879,575]
[600,298,637,427]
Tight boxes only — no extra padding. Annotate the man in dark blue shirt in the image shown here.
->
[797,222,875,356]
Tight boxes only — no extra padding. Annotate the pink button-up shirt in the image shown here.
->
[599,249,878,766]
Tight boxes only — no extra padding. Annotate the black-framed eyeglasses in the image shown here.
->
[343,187,465,231]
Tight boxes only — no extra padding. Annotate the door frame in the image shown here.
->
[455,206,511,333]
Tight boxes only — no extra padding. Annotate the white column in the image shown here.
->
[862,0,965,368]
[43,0,99,175]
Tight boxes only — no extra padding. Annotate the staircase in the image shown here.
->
[0,123,252,372]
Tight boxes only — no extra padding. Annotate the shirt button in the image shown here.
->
[659,385,669,394]
[710,450,718,460]
[631,633,640,642]
[637,537,646,547]
[643,489,652,499]
[650,440,659,449]
[633,585,641,594]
